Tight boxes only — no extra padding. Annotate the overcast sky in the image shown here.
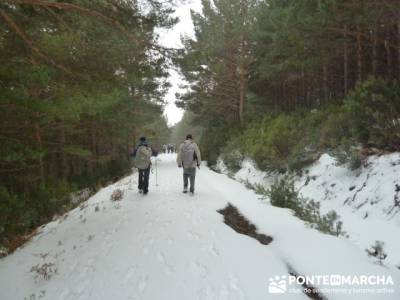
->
[157,0,202,127]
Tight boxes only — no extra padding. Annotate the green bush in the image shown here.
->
[0,179,78,245]
[266,177,345,236]
[221,149,244,173]
[267,176,299,210]
[344,78,400,149]
[0,186,24,238]
[319,106,352,149]
[329,139,363,170]
[30,179,75,223]
[366,240,387,264]
[316,211,344,236]
[295,198,320,223]
[221,134,246,172]
[226,114,304,172]
[257,114,301,171]
[349,151,363,170]
[200,125,240,166]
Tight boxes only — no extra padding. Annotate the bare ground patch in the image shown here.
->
[217,203,273,245]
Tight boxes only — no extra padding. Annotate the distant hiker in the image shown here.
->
[168,144,174,153]
[177,134,201,195]
[131,137,157,195]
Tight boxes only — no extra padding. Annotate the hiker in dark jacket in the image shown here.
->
[177,134,201,195]
[131,137,157,195]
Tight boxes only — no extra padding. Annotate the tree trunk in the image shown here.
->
[397,22,400,79]
[33,115,45,184]
[385,35,392,79]
[238,69,245,125]
[300,67,305,107]
[343,26,349,94]
[238,33,247,126]
[323,62,329,104]
[357,30,363,82]
[372,28,378,77]
[60,124,67,178]
[89,121,97,175]
[306,77,311,107]
[282,81,287,110]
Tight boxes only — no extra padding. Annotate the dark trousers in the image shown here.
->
[138,167,150,192]
[183,168,196,193]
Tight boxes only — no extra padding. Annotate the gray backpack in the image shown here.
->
[181,143,196,168]
[135,146,152,170]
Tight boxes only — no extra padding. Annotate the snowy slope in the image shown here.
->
[221,153,400,270]
[0,154,399,300]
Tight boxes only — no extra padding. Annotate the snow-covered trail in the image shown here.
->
[0,154,399,300]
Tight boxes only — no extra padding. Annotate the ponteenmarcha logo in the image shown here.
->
[267,274,394,295]
[268,275,287,294]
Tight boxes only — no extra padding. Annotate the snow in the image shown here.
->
[298,153,400,269]
[218,153,400,270]
[234,159,270,187]
[0,154,399,299]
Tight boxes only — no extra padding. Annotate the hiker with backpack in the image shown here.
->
[131,137,158,195]
[177,134,201,195]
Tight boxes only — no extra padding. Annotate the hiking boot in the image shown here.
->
[138,189,143,194]
[189,191,194,196]
[183,187,188,193]
[143,190,148,195]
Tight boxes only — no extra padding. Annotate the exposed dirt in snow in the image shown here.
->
[217,203,326,299]
[218,203,273,245]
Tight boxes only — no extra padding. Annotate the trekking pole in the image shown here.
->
[155,157,158,186]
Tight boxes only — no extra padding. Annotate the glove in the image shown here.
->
[178,165,182,168]
[197,164,200,169]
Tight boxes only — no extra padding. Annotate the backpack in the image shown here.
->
[181,142,196,168]
[135,146,152,170]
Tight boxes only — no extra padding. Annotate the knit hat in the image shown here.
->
[139,136,148,146]
[186,134,193,140]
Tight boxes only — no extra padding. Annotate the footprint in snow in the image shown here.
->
[136,232,144,242]
[69,261,78,272]
[229,275,239,290]
[142,246,149,255]
[189,261,208,278]
[124,265,138,284]
[201,244,220,257]
[186,230,201,241]
[74,278,91,297]
[137,275,149,294]
[59,288,71,300]
[229,275,247,300]
[219,285,230,300]
[163,220,173,226]
[157,253,175,275]
[198,285,217,300]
